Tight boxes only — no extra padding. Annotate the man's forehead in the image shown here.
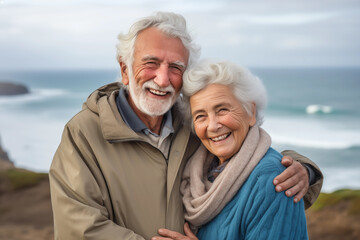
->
[141,54,186,68]
[133,30,189,65]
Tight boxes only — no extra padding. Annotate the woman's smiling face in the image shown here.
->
[190,84,257,164]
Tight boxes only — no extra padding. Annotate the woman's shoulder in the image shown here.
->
[252,147,285,177]
[237,147,293,206]
[237,148,285,198]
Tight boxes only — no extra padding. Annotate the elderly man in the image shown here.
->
[49,12,322,240]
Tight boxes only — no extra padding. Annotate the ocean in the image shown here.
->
[0,68,359,193]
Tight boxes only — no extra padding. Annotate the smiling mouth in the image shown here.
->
[210,133,231,142]
[148,88,169,96]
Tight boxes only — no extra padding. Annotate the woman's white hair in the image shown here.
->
[182,60,268,129]
[116,12,200,75]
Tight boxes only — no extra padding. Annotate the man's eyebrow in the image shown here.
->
[142,55,159,62]
[141,55,186,69]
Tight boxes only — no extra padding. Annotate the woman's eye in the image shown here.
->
[194,115,204,121]
[218,108,228,113]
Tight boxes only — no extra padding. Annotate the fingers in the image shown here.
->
[152,229,179,240]
[273,157,309,203]
[152,226,197,240]
[293,184,309,203]
[282,174,307,197]
[273,156,294,185]
[281,156,293,167]
[184,222,197,239]
[278,172,303,193]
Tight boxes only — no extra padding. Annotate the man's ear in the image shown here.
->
[120,62,129,85]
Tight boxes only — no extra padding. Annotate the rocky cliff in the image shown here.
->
[0,137,14,170]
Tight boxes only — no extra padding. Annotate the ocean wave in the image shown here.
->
[0,88,68,104]
[306,104,333,115]
[33,88,68,96]
[263,116,360,150]
[271,136,360,150]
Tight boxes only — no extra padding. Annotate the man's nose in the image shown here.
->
[154,65,170,87]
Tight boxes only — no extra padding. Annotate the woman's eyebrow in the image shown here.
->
[191,109,205,117]
[214,103,231,109]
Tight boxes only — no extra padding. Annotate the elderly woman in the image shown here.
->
[152,61,323,240]
[179,61,310,239]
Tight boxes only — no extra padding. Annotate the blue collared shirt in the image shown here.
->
[116,88,174,158]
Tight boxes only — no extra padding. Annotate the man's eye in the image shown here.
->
[170,65,183,73]
[171,65,181,70]
[145,62,158,67]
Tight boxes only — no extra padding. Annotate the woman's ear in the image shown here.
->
[120,62,129,85]
[249,102,257,127]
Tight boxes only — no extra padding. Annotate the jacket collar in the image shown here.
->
[116,88,174,137]
[85,82,183,142]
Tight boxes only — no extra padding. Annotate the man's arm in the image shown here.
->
[49,126,145,240]
[275,150,323,209]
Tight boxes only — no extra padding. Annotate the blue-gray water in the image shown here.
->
[0,68,359,192]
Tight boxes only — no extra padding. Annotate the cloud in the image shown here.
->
[230,12,339,25]
[0,0,359,69]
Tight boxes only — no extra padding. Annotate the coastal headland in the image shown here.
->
[0,82,29,96]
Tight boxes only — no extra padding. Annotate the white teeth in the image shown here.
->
[149,89,167,96]
[211,133,229,142]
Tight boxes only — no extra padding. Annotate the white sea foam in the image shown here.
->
[306,104,333,115]
[0,88,68,105]
[271,135,360,149]
[263,116,360,149]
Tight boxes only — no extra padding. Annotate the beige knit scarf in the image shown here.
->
[180,125,271,227]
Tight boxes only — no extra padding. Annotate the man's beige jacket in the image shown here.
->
[50,83,322,240]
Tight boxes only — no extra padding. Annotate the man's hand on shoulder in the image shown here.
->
[273,156,309,203]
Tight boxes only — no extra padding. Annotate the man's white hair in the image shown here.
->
[182,60,268,129]
[116,11,200,77]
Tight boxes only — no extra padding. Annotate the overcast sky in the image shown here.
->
[1,0,359,70]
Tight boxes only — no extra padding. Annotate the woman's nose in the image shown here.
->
[207,115,221,132]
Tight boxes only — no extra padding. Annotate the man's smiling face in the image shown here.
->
[122,27,189,117]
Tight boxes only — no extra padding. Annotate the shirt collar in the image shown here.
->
[116,88,174,137]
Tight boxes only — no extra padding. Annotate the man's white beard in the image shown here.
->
[128,72,179,117]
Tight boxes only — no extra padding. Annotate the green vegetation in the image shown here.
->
[311,189,360,214]
[0,168,48,191]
